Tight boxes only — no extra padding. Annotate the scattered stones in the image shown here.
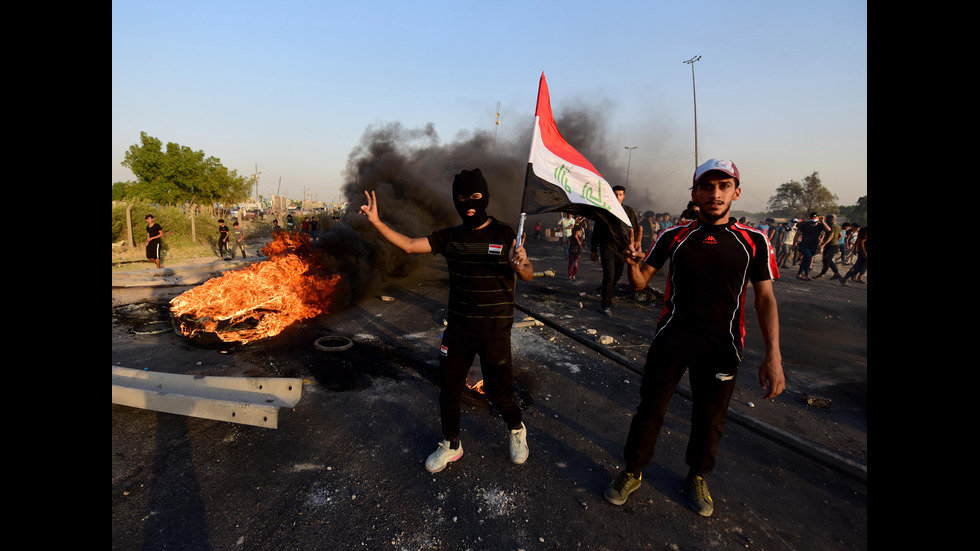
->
[514,316,545,328]
[805,395,832,409]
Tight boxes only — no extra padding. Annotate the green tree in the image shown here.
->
[121,131,251,207]
[766,180,804,218]
[766,172,839,219]
[111,181,131,201]
[838,195,868,226]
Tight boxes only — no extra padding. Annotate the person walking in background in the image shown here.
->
[590,185,639,316]
[639,211,656,257]
[843,223,860,265]
[764,218,778,243]
[231,221,247,259]
[603,159,784,517]
[218,219,230,259]
[840,226,868,285]
[145,214,163,269]
[776,221,795,269]
[567,224,584,281]
[581,217,593,246]
[838,222,851,265]
[795,213,829,280]
[559,212,575,258]
[813,214,843,280]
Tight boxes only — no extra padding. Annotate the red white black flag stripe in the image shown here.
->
[520,73,632,245]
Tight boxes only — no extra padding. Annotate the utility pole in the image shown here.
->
[624,146,637,185]
[493,101,501,151]
[277,177,282,220]
[254,163,260,201]
[683,55,702,168]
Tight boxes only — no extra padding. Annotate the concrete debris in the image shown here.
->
[806,395,832,409]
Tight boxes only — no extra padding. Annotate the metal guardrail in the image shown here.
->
[111,366,303,429]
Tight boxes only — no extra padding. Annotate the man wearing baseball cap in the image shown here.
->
[603,158,785,517]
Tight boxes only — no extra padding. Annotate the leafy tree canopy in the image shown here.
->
[121,132,253,206]
[766,172,839,219]
[838,195,867,226]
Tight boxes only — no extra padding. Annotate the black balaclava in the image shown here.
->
[452,168,490,229]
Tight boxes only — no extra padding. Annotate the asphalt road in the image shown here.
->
[111,236,867,551]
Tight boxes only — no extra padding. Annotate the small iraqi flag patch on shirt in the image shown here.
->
[488,244,503,255]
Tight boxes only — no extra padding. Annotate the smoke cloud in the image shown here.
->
[309,103,673,310]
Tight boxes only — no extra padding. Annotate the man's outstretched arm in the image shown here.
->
[359,190,432,254]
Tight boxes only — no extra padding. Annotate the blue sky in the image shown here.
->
[112,0,866,214]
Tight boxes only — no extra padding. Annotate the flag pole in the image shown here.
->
[517,75,545,246]
[517,133,537,245]
[515,72,635,251]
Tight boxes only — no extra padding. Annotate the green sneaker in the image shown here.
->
[687,474,714,517]
[604,470,641,506]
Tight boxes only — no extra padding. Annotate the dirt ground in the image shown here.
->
[112,235,867,550]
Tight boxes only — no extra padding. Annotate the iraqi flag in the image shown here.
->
[520,73,633,248]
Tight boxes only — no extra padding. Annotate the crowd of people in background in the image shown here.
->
[761,214,868,285]
[207,211,328,262]
[544,206,867,294]
[142,197,867,291]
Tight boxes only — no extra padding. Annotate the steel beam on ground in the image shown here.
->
[111,366,303,429]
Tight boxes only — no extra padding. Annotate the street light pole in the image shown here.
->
[683,55,702,168]
[624,146,637,185]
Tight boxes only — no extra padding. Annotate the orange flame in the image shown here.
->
[170,231,341,344]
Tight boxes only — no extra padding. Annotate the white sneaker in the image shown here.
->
[425,440,463,473]
[509,423,529,464]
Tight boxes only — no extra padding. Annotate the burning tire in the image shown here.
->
[168,231,342,345]
[170,312,261,347]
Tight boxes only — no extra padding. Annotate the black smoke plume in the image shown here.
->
[310,104,651,310]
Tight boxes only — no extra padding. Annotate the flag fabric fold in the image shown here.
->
[520,72,633,249]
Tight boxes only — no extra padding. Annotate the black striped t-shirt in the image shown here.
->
[427,218,518,336]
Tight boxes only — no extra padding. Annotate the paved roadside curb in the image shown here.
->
[112,257,263,288]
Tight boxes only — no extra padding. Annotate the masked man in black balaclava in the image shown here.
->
[452,168,490,229]
[359,168,533,474]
